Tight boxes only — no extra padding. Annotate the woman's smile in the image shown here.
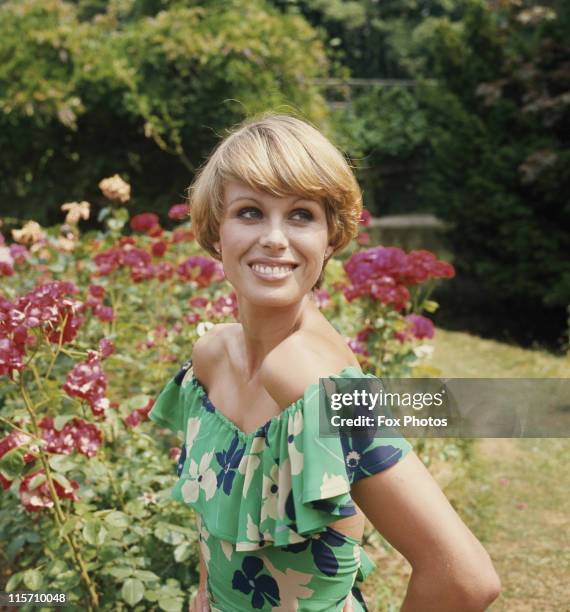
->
[248,261,299,281]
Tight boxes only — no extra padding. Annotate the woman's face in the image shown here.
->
[214,180,334,307]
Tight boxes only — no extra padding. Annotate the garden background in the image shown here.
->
[1,0,569,610]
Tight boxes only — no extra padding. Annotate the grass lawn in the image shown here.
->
[360,328,570,611]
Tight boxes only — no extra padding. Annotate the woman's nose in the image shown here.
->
[259,224,289,250]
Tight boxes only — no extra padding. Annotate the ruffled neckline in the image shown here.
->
[190,364,366,440]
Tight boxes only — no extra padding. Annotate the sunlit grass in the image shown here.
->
[361,328,570,611]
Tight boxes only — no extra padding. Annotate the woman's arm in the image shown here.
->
[351,452,501,612]
[198,545,208,594]
[189,546,209,612]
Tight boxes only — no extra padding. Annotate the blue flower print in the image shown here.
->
[216,432,246,495]
[176,444,187,477]
[254,421,271,448]
[201,394,216,413]
[335,587,369,612]
[283,527,346,576]
[311,499,357,517]
[173,358,193,385]
[340,432,402,484]
[284,490,298,530]
[232,556,280,609]
[352,586,368,611]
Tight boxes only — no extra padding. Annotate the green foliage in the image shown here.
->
[334,85,428,159]
[318,0,569,320]
[414,1,570,309]
[274,0,470,79]
[0,0,328,223]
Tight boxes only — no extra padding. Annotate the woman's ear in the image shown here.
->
[325,244,334,259]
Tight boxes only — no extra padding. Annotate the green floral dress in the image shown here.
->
[150,358,412,611]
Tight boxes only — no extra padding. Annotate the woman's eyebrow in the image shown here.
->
[229,196,261,205]
[229,196,316,206]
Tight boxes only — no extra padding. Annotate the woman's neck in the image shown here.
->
[235,294,319,378]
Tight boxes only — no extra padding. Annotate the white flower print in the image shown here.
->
[242,455,260,497]
[250,435,266,454]
[286,529,306,545]
[238,453,248,475]
[181,451,217,502]
[185,417,201,448]
[246,513,273,544]
[181,364,194,388]
[261,458,293,524]
[276,457,292,520]
[196,515,211,565]
[287,411,304,475]
[319,472,349,498]
[220,538,233,562]
[259,554,314,610]
[261,464,280,523]
[241,431,267,497]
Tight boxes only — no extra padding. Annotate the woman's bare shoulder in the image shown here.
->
[191,323,238,383]
[260,329,359,410]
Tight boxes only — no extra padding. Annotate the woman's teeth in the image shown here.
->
[250,264,295,277]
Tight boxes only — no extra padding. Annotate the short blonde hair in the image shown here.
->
[188,112,362,290]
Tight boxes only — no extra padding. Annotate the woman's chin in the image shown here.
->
[240,286,307,308]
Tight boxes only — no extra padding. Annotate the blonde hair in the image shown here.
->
[188,112,362,290]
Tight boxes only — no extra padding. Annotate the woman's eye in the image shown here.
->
[291,209,313,221]
[237,207,261,219]
[236,207,313,221]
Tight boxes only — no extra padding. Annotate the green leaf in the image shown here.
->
[133,570,160,583]
[52,472,74,491]
[85,458,107,478]
[158,597,183,612]
[23,568,43,590]
[422,300,439,313]
[53,570,81,590]
[47,559,67,577]
[173,542,191,563]
[154,523,184,545]
[104,510,130,529]
[121,578,144,606]
[54,414,76,431]
[156,522,195,536]
[6,535,27,562]
[144,589,159,602]
[98,545,123,563]
[82,519,107,546]
[27,472,47,490]
[49,454,77,473]
[107,567,134,580]
[59,516,80,538]
[5,572,23,592]
[0,447,25,480]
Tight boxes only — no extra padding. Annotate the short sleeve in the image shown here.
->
[300,370,413,493]
[335,374,413,484]
[148,358,192,437]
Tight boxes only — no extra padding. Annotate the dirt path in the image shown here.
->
[478,438,570,611]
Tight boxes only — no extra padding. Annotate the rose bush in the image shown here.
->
[0,183,454,610]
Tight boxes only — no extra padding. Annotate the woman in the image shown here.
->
[150,113,501,611]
